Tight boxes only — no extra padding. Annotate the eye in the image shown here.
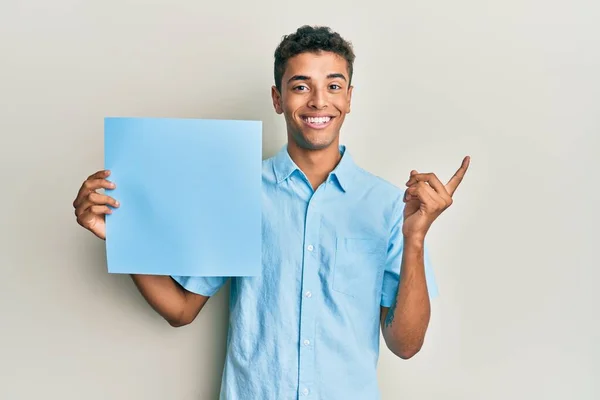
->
[293,85,309,91]
[330,84,342,90]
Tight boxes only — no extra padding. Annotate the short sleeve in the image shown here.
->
[171,275,228,297]
[380,196,439,308]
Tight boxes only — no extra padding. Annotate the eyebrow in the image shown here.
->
[287,73,347,84]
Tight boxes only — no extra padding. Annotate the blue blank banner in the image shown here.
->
[104,117,262,277]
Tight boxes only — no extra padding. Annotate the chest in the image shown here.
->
[260,186,389,299]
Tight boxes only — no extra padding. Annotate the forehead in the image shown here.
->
[283,51,349,80]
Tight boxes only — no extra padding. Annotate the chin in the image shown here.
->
[295,133,337,150]
[304,141,332,150]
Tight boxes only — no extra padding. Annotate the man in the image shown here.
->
[73,25,469,400]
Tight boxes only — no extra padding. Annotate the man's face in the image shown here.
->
[271,51,353,151]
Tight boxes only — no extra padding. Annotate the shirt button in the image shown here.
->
[302,388,309,396]
[303,339,311,346]
[307,244,314,251]
[305,291,312,298]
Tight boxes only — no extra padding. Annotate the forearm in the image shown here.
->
[130,274,192,326]
[382,237,431,358]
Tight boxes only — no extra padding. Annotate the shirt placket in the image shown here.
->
[297,190,322,398]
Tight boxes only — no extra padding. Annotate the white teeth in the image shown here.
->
[305,116,331,124]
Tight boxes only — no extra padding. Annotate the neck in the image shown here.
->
[287,139,342,190]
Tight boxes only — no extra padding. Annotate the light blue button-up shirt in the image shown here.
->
[172,144,438,400]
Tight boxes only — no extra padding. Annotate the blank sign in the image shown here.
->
[104,117,262,277]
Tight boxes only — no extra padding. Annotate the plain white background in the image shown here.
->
[1,1,598,399]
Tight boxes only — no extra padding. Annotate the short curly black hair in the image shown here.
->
[273,25,356,92]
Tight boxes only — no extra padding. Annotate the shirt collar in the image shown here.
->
[272,143,355,192]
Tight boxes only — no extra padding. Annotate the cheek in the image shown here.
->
[283,102,301,119]
[334,97,350,112]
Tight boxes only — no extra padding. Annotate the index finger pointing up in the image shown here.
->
[445,156,470,196]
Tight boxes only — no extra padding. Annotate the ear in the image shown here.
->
[271,86,284,114]
[346,85,354,114]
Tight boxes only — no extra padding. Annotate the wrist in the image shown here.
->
[403,235,425,250]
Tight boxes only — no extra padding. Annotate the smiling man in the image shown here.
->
[73,25,469,400]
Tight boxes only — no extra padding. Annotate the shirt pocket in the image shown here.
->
[332,237,387,298]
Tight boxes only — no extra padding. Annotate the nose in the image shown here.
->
[307,88,328,110]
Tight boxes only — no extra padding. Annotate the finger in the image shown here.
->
[403,170,418,202]
[409,181,451,211]
[75,197,118,217]
[445,156,470,196]
[87,169,111,180]
[73,177,116,207]
[89,205,113,215]
[403,189,420,217]
[406,173,450,199]
[88,192,120,207]
[405,170,428,186]
[405,182,438,206]
[75,193,119,217]
[74,199,91,217]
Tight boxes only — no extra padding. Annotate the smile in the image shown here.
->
[301,116,334,129]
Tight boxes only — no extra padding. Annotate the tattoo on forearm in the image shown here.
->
[385,294,398,328]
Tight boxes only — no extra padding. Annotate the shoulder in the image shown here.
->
[348,162,408,225]
[351,164,405,203]
[346,163,407,235]
[261,154,276,180]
